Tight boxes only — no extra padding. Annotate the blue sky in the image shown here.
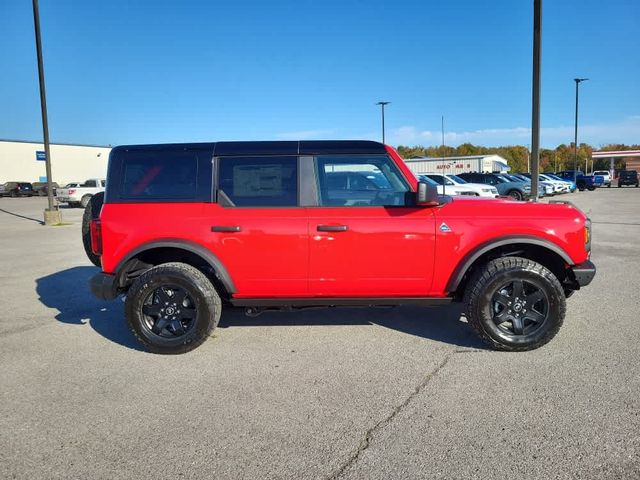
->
[1,0,638,148]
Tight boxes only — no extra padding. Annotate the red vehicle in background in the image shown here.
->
[87,140,595,354]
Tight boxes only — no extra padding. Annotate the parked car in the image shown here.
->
[517,173,565,195]
[0,182,35,197]
[540,174,571,193]
[422,173,499,197]
[555,171,603,191]
[56,178,106,207]
[593,170,612,188]
[458,172,532,201]
[617,170,639,187]
[444,174,500,197]
[544,173,577,192]
[505,173,551,197]
[32,181,60,196]
[88,140,595,354]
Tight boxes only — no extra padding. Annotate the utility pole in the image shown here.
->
[376,101,390,144]
[573,78,588,182]
[441,116,445,196]
[32,0,61,225]
[530,0,542,201]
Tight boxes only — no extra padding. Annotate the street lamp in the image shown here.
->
[573,78,589,181]
[376,101,390,144]
[32,0,61,225]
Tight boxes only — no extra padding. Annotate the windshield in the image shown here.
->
[447,174,467,184]
[495,175,511,183]
[546,174,563,181]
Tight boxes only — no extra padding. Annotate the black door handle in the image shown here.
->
[211,226,241,232]
[317,225,348,232]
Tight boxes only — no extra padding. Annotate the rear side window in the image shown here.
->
[217,156,298,207]
[120,152,198,200]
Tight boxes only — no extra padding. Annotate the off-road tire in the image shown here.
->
[507,189,523,201]
[125,262,222,354]
[82,192,104,267]
[463,256,566,351]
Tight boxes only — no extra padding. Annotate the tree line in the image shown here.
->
[396,143,640,173]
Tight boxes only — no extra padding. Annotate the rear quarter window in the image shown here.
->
[106,145,213,203]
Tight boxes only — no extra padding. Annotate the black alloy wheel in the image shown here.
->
[490,279,548,337]
[125,262,221,354]
[463,256,566,351]
[140,285,197,339]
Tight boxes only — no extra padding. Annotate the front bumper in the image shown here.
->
[90,272,118,300]
[571,260,596,287]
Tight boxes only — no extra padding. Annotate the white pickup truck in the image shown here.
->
[56,178,106,208]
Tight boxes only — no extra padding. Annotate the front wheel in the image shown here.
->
[125,262,222,354]
[463,256,566,351]
[507,190,523,201]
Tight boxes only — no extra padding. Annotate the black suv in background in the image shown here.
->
[618,170,639,187]
[0,182,35,197]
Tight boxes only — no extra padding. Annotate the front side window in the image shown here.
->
[315,155,410,207]
[217,156,298,207]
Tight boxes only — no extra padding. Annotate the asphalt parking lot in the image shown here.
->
[1,190,639,480]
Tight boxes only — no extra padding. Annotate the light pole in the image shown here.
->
[32,0,61,225]
[376,101,390,144]
[573,78,588,182]
[530,0,542,201]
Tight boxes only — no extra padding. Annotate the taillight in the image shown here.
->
[90,219,102,256]
[68,189,76,195]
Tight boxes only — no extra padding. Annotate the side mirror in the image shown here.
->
[416,181,439,206]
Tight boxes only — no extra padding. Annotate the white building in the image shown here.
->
[403,154,511,175]
[0,139,111,186]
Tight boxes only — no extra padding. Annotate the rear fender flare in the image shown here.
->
[115,239,236,294]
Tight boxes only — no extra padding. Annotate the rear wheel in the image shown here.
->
[507,190,523,201]
[82,192,104,267]
[464,256,566,351]
[587,185,596,191]
[125,263,222,354]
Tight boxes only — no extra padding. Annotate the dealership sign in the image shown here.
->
[36,150,46,161]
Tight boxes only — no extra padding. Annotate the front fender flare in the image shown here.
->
[445,236,574,293]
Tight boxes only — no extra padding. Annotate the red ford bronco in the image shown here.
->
[88,141,595,354]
